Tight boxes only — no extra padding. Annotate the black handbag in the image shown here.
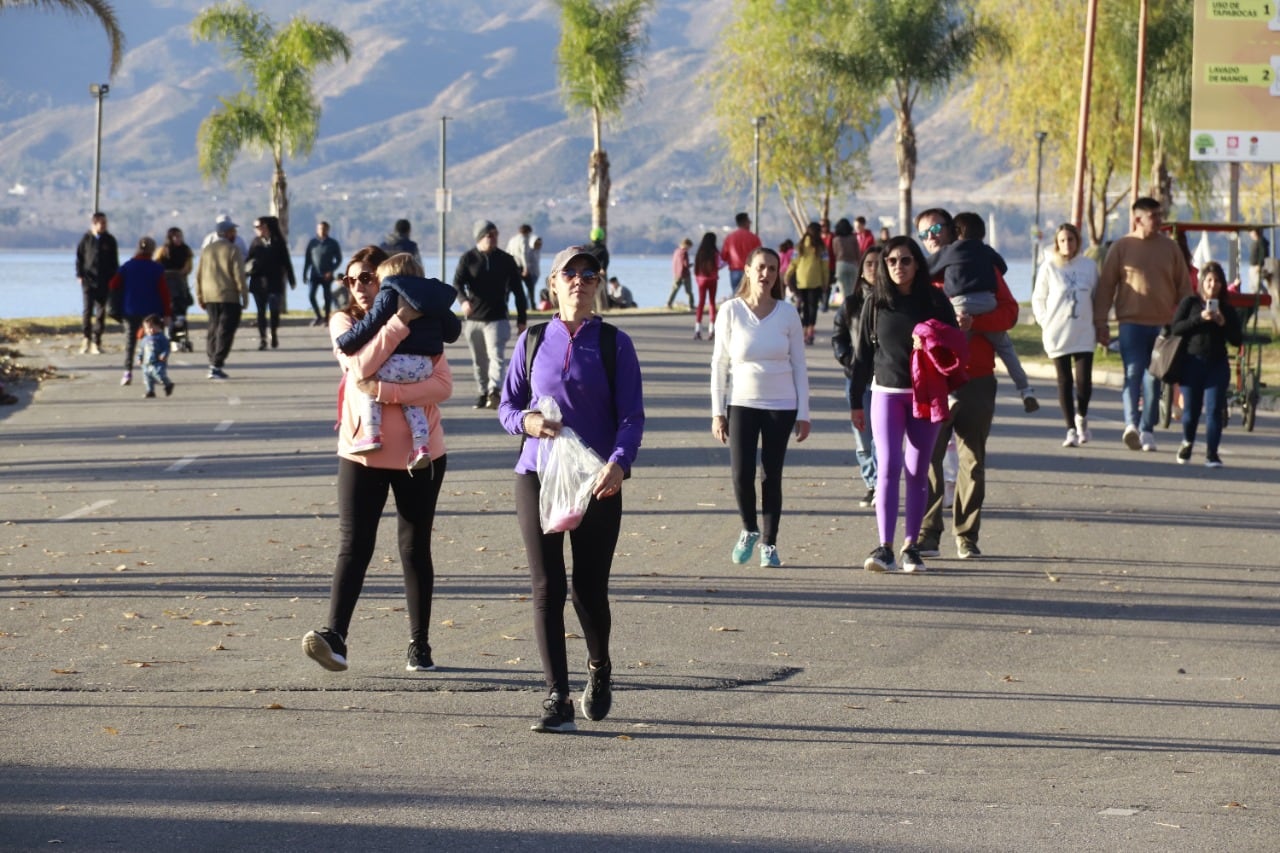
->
[1148,325,1186,383]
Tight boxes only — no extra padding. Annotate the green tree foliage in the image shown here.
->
[0,0,125,76]
[817,0,1005,234]
[191,0,350,238]
[970,0,1203,243]
[554,0,654,242]
[712,0,877,234]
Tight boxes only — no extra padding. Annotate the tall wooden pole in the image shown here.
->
[1071,0,1099,232]
[1130,0,1149,206]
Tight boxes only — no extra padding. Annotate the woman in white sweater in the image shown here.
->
[1032,223,1099,447]
[711,247,811,568]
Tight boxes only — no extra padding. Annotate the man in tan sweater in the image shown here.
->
[196,217,249,380]
[1093,197,1192,452]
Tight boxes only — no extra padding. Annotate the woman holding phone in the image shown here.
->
[1169,261,1241,467]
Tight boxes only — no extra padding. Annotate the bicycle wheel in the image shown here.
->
[1159,382,1174,429]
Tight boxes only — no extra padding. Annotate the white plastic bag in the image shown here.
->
[534,396,606,533]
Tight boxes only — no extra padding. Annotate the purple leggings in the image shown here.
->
[872,390,941,546]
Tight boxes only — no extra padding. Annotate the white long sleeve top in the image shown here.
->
[710,298,810,420]
[1032,254,1099,358]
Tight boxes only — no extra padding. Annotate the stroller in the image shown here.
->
[166,270,195,352]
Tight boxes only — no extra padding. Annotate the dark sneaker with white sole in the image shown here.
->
[864,545,896,573]
[900,545,927,573]
[581,660,613,721]
[303,628,348,671]
[532,691,576,733]
[406,641,436,672]
[956,539,982,560]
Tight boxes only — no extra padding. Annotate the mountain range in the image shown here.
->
[0,0,1041,255]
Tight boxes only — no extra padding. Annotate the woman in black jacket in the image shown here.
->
[849,237,957,574]
[246,215,297,349]
[1170,261,1242,467]
[832,245,882,507]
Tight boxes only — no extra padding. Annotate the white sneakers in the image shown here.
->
[1140,430,1157,452]
[1063,428,1079,447]
[1074,415,1091,444]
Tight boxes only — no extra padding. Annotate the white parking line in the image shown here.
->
[166,455,199,473]
[214,420,234,432]
[58,500,116,521]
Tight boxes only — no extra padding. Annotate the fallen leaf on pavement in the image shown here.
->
[264,703,285,710]
[711,626,740,632]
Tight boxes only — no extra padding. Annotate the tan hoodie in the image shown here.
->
[1093,232,1192,332]
[196,237,248,306]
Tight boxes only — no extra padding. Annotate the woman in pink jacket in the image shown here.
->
[303,245,454,674]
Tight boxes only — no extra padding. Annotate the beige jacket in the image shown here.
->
[196,238,248,306]
[1093,233,1192,331]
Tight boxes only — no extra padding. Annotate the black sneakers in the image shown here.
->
[473,393,488,408]
[406,641,436,672]
[532,692,576,733]
[900,545,927,573]
[864,545,896,573]
[581,660,613,722]
[1177,442,1193,464]
[858,488,876,508]
[303,628,348,671]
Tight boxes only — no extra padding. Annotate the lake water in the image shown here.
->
[0,250,1035,319]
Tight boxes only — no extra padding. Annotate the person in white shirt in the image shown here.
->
[1032,223,1099,448]
[506,223,543,308]
[710,247,811,568]
[201,213,248,263]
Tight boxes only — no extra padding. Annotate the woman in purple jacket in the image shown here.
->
[498,245,645,734]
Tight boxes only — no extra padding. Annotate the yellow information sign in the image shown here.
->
[1190,0,1280,161]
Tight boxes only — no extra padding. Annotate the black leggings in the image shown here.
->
[728,405,797,547]
[252,285,282,338]
[327,455,447,646]
[797,289,821,328]
[1053,352,1093,427]
[515,472,621,696]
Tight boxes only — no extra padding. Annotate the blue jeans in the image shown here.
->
[1179,353,1230,455]
[1119,323,1162,431]
[845,379,876,488]
[729,269,744,291]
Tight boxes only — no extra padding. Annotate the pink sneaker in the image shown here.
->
[407,444,431,471]
[349,435,382,454]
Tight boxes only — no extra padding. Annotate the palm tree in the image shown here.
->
[191,0,350,239]
[0,0,125,76]
[816,0,1005,233]
[554,0,654,242]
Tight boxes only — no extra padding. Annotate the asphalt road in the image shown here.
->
[1,312,1277,852]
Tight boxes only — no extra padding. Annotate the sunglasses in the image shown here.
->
[885,255,915,267]
[559,269,600,283]
[917,223,945,241]
[343,271,376,286]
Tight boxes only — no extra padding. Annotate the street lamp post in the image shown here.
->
[1033,130,1048,272]
[751,115,766,234]
[89,83,109,213]
[437,116,451,280]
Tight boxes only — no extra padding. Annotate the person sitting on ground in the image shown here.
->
[334,253,461,471]
[926,212,1039,412]
[136,313,175,399]
[606,276,637,309]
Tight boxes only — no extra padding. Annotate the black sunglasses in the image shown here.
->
[343,271,376,286]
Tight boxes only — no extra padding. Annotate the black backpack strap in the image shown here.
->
[522,322,550,409]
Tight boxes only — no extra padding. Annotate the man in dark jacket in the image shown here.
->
[453,219,527,409]
[303,221,342,326]
[75,211,120,354]
[382,219,421,265]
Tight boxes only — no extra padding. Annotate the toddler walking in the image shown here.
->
[136,314,175,398]
[334,254,461,470]
[928,212,1039,412]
